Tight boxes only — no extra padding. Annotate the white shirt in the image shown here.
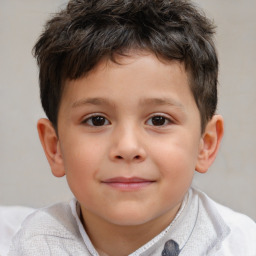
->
[0,206,34,256]
[8,188,256,256]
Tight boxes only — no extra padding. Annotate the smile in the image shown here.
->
[101,177,155,191]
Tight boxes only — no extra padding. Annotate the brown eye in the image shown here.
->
[146,115,171,126]
[84,115,110,126]
[91,116,106,126]
[151,116,166,126]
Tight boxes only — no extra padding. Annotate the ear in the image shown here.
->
[37,118,65,177]
[195,115,224,173]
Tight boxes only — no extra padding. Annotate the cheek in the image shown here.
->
[159,153,195,190]
[152,134,199,171]
[151,136,198,191]
[60,137,106,193]
[62,133,106,170]
[157,154,195,206]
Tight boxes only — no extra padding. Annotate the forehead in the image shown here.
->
[60,52,195,112]
[64,50,191,87]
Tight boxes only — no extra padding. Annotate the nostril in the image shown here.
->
[115,155,141,160]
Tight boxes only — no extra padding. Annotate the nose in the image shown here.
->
[109,124,147,163]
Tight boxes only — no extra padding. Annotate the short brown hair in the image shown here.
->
[33,0,218,131]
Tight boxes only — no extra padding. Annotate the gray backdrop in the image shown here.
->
[0,0,255,220]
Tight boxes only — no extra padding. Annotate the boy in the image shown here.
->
[9,0,256,255]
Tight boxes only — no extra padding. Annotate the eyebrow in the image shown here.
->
[139,97,185,109]
[71,96,184,110]
[71,97,115,108]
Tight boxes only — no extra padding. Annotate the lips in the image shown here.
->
[101,177,155,191]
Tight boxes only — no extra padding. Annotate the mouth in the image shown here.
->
[101,177,155,191]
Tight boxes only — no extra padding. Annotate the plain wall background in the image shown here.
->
[0,0,255,220]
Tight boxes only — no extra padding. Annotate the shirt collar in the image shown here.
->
[70,191,191,256]
[130,188,195,256]
[70,199,99,256]
[70,187,230,256]
[132,188,231,255]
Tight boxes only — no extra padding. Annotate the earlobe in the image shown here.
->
[37,118,66,177]
[195,115,224,173]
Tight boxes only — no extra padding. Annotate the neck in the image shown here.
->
[80,204,181,256]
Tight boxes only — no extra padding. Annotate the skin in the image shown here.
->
[38,52,224,256]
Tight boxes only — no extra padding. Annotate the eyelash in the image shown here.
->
[82,114,173,127]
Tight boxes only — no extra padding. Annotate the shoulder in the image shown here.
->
[210,197,256,242]
[0,206,34,256]
[14,201,77,238]
[197,188,256,234]
[8,200,87,255]
[192,187,256,255]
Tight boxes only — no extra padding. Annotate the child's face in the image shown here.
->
[56,53,204,226]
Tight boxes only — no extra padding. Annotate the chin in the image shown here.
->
[103,209,158,227]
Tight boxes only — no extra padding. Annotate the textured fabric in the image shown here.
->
[8,188,256,256]
[0,206,34,256]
